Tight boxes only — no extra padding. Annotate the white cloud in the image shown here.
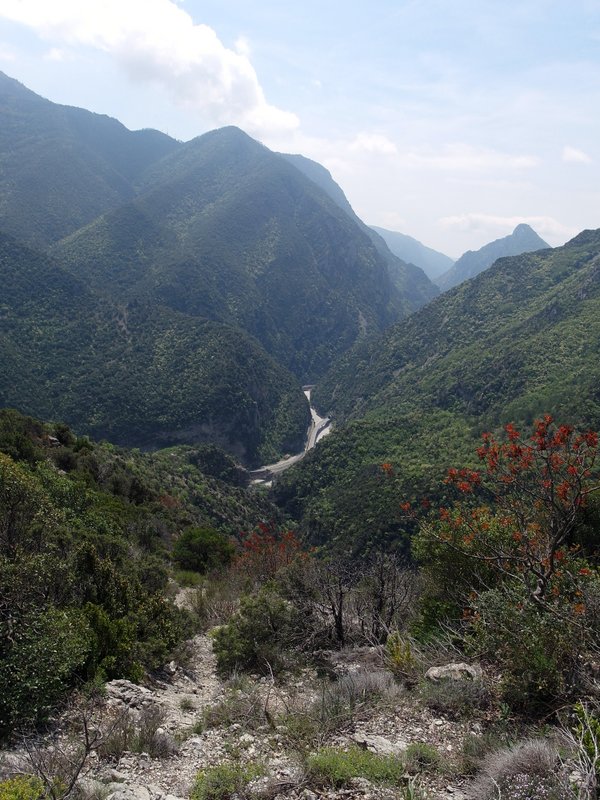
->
[562,145,593,164]
[0,0,299,136]
[44,47,72,62]
[400,144,539,171]
[234,36,251,58]
[348,133,398,155]
[439,213,577,243]
[0,41,15,61]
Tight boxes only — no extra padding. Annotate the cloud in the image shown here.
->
[0,41,15,61]
[44,47,73,62]
[400,144,539,171]
[562,145,593,164]
[0,0,299,135]
[439,213,577,243]
[348,133,398,155]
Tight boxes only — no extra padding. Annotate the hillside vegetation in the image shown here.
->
[53,127,426,380]
[275,230,600,551]
[0,232,309,465]
[0,407,286,736]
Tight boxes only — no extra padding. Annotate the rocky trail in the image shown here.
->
[23,634,479,800]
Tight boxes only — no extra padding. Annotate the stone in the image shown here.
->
[107,770,127,783]
[425,663,482,682]
[106,785,151,800]
[106,680,154,709]
[351,732,408,756]
[77,778,106,798]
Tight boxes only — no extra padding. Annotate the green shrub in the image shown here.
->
[468,587,580,710]
[0,776,44,800]
[420,676,490,719]
[403,742,441,773]
[172,527,234,574]
[191,762,264,800]
[0,607,92,734]
[385,632,417,681]
[211,585,302,675]
[306,746,406,787]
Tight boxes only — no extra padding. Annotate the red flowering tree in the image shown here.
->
[233,521,307,586]
[414,416,599,611]
[411,417,600,708]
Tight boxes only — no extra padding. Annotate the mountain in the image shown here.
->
[0,72,437,462]
[0,232,309,465]
[0,71,179,249]
[274,229,600,552]
[281,153,439,307]
[370,226,454,280]
[436,223,550,291]
[53,127,419,380]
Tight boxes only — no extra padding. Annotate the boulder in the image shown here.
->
[425,663,481,682]
[351,732,408,756]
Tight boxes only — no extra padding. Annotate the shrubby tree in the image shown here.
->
[173,526,234,574]
[411,417,600,709]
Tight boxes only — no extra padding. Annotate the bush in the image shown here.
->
[384,632,418,681]
[420,677,490,719]
[97,705,176,760]
[211,586,303,675]
[172,527,234,574]
[460,731,512,775]
[0,607,92,734]
[0,777,44,800]
[306,746,406,788]
[403,742,441,774]
[196,685,264,733]
[468,587,581,710]
[191,762,264,800]
[470,739,572,800]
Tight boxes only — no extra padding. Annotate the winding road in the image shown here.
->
[249,387,331,485]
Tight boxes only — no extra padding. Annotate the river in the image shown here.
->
[249,387,331,485]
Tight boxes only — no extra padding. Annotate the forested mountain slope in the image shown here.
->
[275,229,600,551]
[0,232,308,465]
[53,127,413,379]
[282,153,439,307]
[0,71,178,248]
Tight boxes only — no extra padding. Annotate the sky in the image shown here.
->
[0,0,599,257]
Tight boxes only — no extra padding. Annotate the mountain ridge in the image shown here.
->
[436,222,550,291]
[370,225,454,280]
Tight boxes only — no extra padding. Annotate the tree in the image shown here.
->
[414,417,599,611]
[411,417,600,708]
[172,527,234,574]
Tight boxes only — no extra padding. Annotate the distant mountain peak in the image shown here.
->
[436,223,550,291]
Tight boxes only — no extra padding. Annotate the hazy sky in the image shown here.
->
[0,0,598,256]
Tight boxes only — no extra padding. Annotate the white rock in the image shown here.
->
[425,663,482,682]
[351,733,407,756]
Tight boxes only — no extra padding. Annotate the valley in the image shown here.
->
[249,388,331,485]
[0,66,599,800]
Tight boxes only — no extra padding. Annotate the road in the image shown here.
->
[249,388,331,484]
